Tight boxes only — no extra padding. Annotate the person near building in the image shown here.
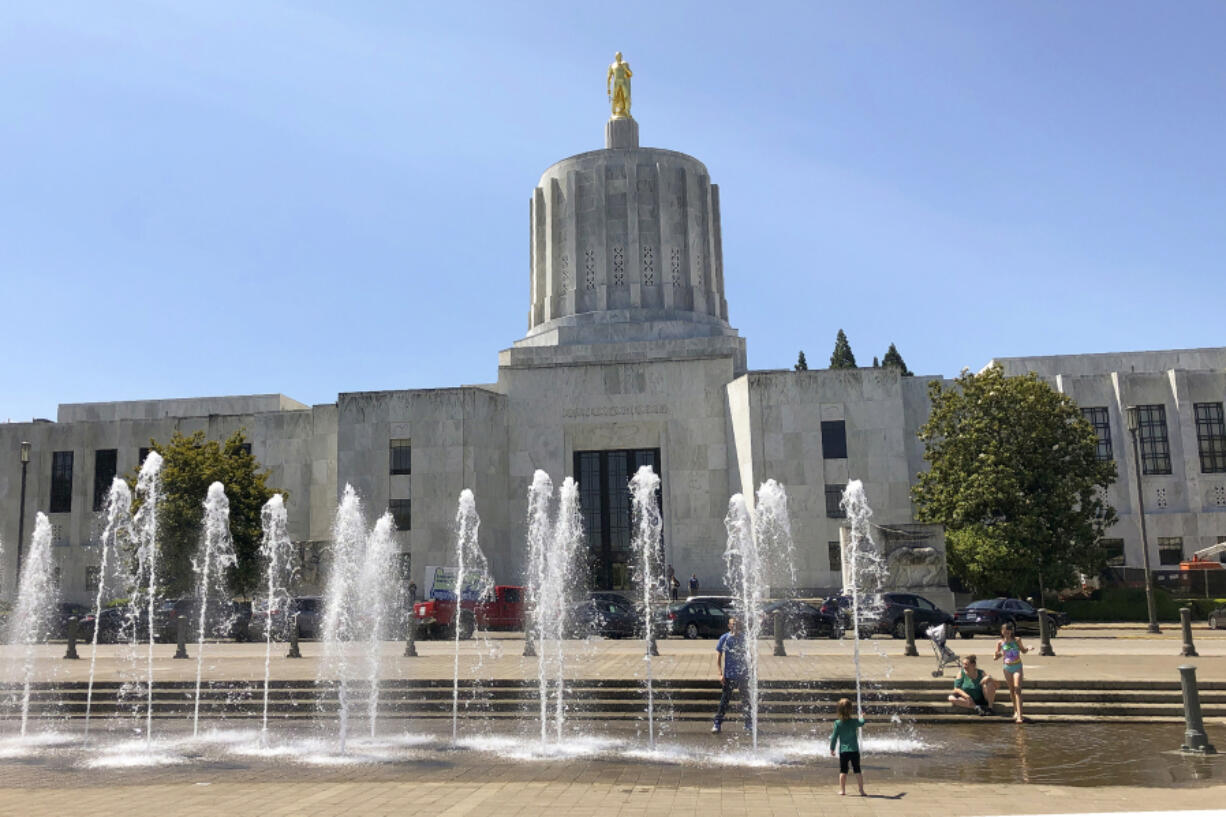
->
[689,573,699,595]
[947,655,996,716]
[712,616,752,734]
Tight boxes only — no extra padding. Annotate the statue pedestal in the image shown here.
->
[606,117,639,149]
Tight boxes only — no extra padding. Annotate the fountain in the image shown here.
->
[84,478,133,735]
[550,477,584,741]
[132,451,164,746]
[450,489,491,742]
[628,465,662,751]
[191,482,238,737]
[257,494,296,746]
[360,512,398,738]
[318,484,366,753]
[6,513,57,737]
[524,470,554,744]
[722,480,797,748]
[840,479,887,717]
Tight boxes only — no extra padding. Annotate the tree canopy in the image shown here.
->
[829,329,857,369]
[881,343,913,376]
[131,430,279,598]
[794,350,808,371]
[912,365,1118,598]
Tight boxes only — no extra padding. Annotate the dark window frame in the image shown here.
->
[1100,537,1125,567]
[390,439,412,475]
[1137,404,1172,475]
[1158,537,1184,566]
[1081,407,1113,461]
[50,451,74,513]
[573,448,662,590]
[1194,402,1226,474]
[389,498,411,531]
[93,449,118,512]
[828,541,842,573]
[821,420,847,460]
[825,484,847,518]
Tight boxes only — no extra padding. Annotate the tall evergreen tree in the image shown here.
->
[794,350,808,371]
[872,356,880,367]
[829,329,857,369]
[881,342,913,376]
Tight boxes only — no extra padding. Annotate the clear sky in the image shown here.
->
[2,1,1223,422]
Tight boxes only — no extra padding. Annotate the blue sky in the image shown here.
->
[2,2,1223,421]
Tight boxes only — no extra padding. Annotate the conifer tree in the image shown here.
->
[881,342,913,376]
[794,350,808,371]
[829,329,857,369]
[872,356,880,367]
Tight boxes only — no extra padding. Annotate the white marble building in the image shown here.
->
[2,110,1224,605]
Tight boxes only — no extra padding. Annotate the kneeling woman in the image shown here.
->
[948,655,996,716]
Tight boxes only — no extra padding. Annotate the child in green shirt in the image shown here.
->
[829,697,867,796]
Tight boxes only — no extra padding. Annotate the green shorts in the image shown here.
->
[1004,663,1023,676]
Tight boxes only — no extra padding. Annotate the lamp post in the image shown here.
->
[1125,406,1161,634]
[16,441,30,584]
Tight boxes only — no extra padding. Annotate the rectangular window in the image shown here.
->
[1194,402,1226,474]
[825,484,847,518]
[390,439,412,475]
[1137,404,1171,475]
[238,443,252,456]
[821,420,847,460]
[828,541,842,572]
[389,498,411,531]
[1158,536,1183,566]
[573,448,662,590]
[85,566,101,592]
[93,449,118,512]
[1099,537,1125,567]
[50,451,74,513]
[1081,407,1113,461]
[138,447,151,466]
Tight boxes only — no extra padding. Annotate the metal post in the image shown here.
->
[404,617,418,657]
[523,633,536,657]
[1038,608,1055,656]
[286,613,302,658]
[903,609,919,656]
[173,614,190,659]
[1180,607,1198,657]
[1126,410,1161,634]
[64,616,80,660]
[1178,665,1217,754]
[16,442,30,582]
[647,626,659,657]
[773,610,786,656]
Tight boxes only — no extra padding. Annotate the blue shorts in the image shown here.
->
[1004,663,1023,676]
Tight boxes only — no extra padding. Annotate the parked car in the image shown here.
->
[817,595,878,638]
[248,596,323,641]
[666,599,731,639]
[568,598,639,638]
[53,602,95,639]
[874,592,955,639]
[759,599,838,639]
[1208,606,1224,630]
[93,605,151,643]
[413,585,525,639]
[953,598,1061,638]
[154,597,252,643]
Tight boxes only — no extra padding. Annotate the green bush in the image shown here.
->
[1055,587,1184,622]
[1174,598,1226,620]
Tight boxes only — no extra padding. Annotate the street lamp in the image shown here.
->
[1124,407,1161,634]
[16,441,30,583]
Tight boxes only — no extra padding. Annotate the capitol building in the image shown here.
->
[3,64,1224,604]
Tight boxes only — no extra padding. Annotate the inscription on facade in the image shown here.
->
[563,404,669,418]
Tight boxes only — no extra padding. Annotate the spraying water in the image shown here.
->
[450,489,491,742]
[7,513,57,737]
[628,466,662,751]
[524,470,555,745]
[257,494,296,747]
[319,484,365,753]
[550,477,584,742]
[84,478,133,735]
[360,513,398,738]
[192,482,237,737]
[133,451,164,747]
[840,480,886,718]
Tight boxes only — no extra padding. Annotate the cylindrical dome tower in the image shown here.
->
[507,84,743,369]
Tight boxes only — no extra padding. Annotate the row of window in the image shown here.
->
[1080,402,1226,475]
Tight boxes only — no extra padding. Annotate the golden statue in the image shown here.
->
[607,52,633,119]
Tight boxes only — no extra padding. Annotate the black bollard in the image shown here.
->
[286,613,302,659]
[1181,607,1198,658]
[773,611,786,657]
[404,618,418,657]
[523,633,536,657]
[1178,665,1217,754]
[903,609,919,657]
[1038,608,1056,656]
[173,614,190,659]
[648,626,660,657]
[64,616,80,660]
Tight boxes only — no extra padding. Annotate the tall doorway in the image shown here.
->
[574,448,662,590]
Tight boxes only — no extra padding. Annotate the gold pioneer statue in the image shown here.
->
[607,52,633,119]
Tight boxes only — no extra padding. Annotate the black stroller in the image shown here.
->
[928,622,960,677]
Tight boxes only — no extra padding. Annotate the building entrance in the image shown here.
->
[574,448,661,590]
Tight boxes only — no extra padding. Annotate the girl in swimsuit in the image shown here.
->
[994,623,1029,723]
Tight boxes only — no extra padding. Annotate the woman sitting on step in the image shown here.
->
[948,655,996,716]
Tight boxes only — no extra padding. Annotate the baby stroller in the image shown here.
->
[928,622,960,677]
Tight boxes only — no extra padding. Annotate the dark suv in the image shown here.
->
[873,592,954,639]
[953,598,1062,638]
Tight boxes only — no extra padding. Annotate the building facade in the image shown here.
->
[3,107,1225,605]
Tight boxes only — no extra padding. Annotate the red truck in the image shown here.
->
[412,585,525,639]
